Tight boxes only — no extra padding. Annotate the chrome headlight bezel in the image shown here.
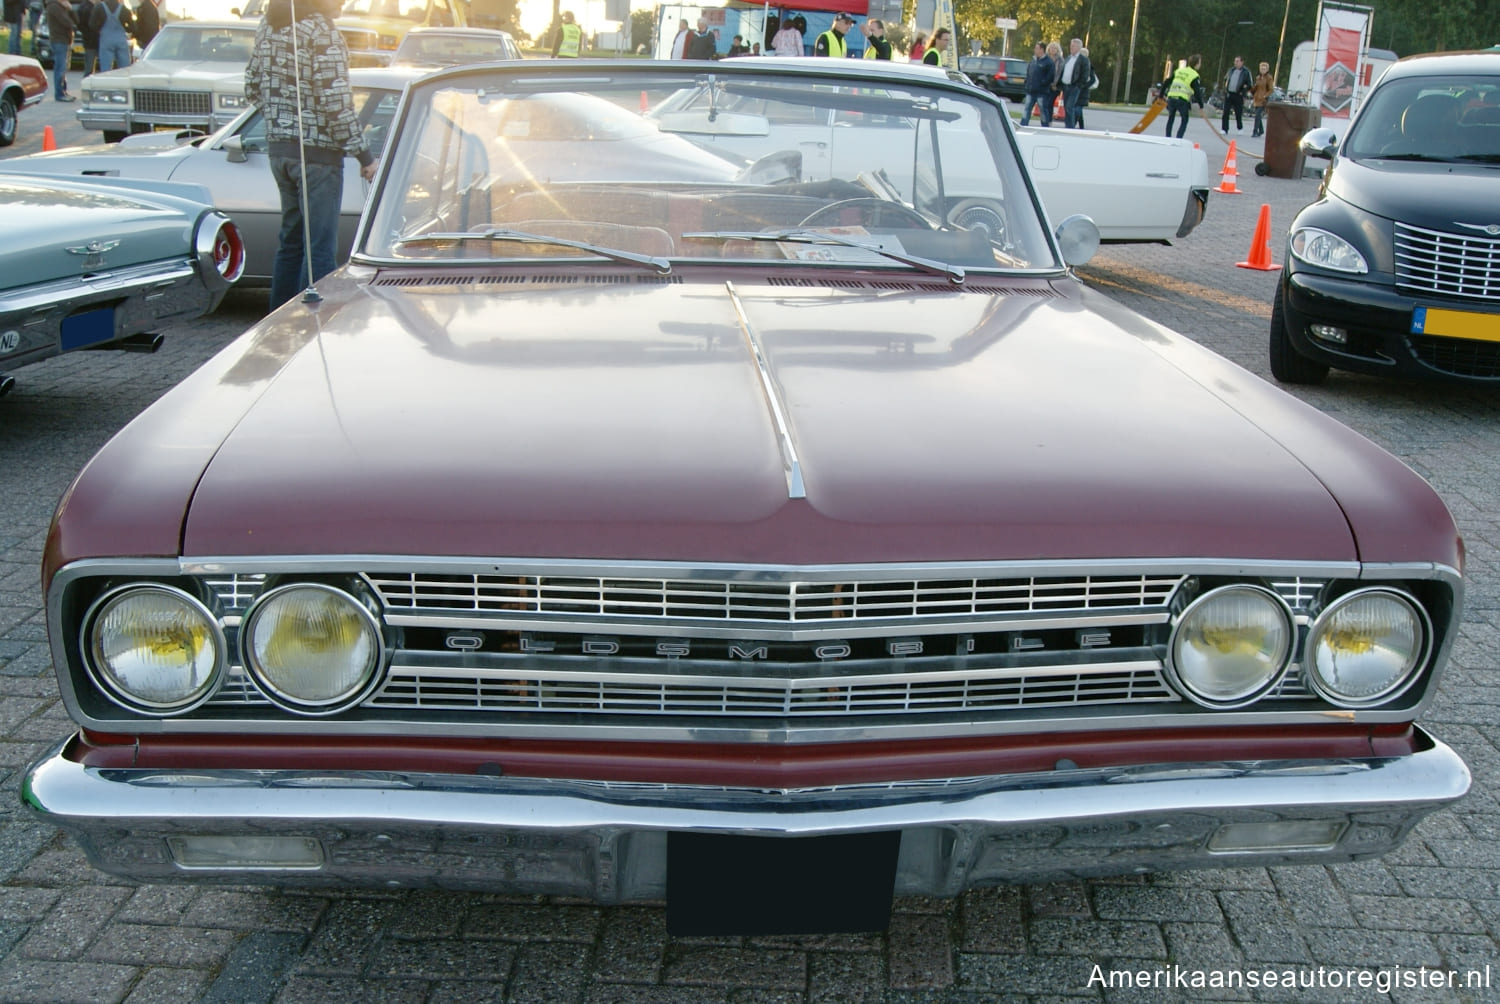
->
[1303,587,1431,708]
[240,582,385,716]
[83,88,129,105]
[80,583,226,715]
[1290,226,1369,274]
[1166,584,1295,709]
[217,93,247,110]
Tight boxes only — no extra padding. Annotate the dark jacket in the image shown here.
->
[685,28,716,59]
[245,0,373,167]
[1225,64,1253,96]
[1059,50,1092,91]
[43,0,75,46]
[132,0,159,47]
[3,0,25,26]
[77,0,99,46]
[1024,54,1053,95]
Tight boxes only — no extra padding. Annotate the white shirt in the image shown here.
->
[1062,53,1080,84]
[671,29,689,59]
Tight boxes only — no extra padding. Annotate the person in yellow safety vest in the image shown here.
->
[923,27,950,66]
[861,18,891,60]
[552,10,582,58]
[1163,53,1206,139]
[814,11,855,57]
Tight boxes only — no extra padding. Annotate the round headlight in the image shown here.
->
[85,585,224,713]
[1304,588,1429,708]
[1168,586,1293,708]
[243,584,382,714]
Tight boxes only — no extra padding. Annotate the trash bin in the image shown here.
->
[1258,101,1322,178]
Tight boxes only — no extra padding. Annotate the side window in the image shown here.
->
[237,112,267,153]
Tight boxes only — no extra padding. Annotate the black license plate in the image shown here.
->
[667,831,900,936]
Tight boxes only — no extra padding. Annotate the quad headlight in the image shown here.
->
[1168,586,1293,708]
[1290,227,1369,274]
[242,584,383,715]
[217,93,247,110]
[1304,588,1429,708]
[84,89,129,105]
[84,585,224,713]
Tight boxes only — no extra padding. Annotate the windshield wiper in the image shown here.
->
[392,228,671,275]
[1373,153,1456,162]
[1454,153,1500,163]
[682,229,965,284]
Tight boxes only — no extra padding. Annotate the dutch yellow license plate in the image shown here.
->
[1411,306,1500,342]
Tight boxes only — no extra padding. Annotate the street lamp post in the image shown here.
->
[1216,20,1254,91]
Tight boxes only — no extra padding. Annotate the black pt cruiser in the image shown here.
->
[1271,51,1500,385]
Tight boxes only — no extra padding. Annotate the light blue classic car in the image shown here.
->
[0,174,243,397]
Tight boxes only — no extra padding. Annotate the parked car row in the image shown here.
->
[8,57,1470,939]
[0,52,47,147]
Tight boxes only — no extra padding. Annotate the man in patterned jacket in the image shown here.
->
[246,0,376,310]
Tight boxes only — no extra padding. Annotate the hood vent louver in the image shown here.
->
[765,276,1057,297]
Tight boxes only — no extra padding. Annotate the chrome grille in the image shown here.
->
[133,89,211,118]
[1395,222,1500,301]
[366,572,1184,622]
[367,662,1177,716]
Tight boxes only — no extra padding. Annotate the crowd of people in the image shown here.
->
[1159,51,1276,139]
[4,0,161,102]
[1019,37,1096,128]
[669,11,947,63]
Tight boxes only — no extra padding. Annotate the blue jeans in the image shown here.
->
[50,41,69,98]
[1164,97,1192,138]
[98,39,130,72]
[270,154,344,310]
[1063,84,1086,128]
[1020,92,1051,126]
[5,20,20,55]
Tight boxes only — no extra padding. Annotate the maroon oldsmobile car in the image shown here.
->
[25,59,1469,935]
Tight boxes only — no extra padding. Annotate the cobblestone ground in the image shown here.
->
[0,101,1496,1002]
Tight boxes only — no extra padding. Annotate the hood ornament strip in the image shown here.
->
[725,281,806,500]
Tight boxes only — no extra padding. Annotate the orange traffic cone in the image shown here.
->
[1216,141,1242,193]
[1236,203,1282,271]
[639,91,648,113]
[1052,92,1064,123]
[42,125,56,152]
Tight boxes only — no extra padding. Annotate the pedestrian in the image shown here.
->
[922,27,949,66]
[860,18,890,60]
[1057,37,1091,128]
[726,34,749,57]
[90,0,133,73]
[771,14,803,56]
[814,12,854,58]
[1251,60,1273,137]
[3,0,23,57]
[550,9,580,58]
[245,0,376,311]
[908,32,925,62]
[43,0,74,100]
[132,0,159,50]
[685,17,716,59]
[1075,46,1095,128]
[669,17,689,59]
[750,42,760,55]
[76,0,98,75]
[1221,54,1251,132]
[1019,41,1054,126]
[1045,40,1063,114]
[1163,53,1205,139]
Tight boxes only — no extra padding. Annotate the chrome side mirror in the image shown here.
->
[223,136,247,164]
[1055,214,1100,267]
[1299,127,1339,160]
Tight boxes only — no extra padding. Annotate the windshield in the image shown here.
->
[143,25,257,63]
[1342,73,1500,162]
[362,65,1057,273]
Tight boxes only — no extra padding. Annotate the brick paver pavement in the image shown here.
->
[0,101,1496,1002]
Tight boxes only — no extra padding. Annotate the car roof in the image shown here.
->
[159,21,255,31]
[349,64,439,90]
[1383,50,1500,77]
[402,26,514,39]
[704,56,980,89]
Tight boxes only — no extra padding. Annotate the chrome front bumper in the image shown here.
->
[22,730,1469,898]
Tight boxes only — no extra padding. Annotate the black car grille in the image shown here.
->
[1411,336,1500,378]
[1395,222,1500,301]
[133,89,211,118]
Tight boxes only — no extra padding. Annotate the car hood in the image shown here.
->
[103,61,246,89]
[0,175,201,290]
[1328,157,1500,230]
[149,271,1418,566]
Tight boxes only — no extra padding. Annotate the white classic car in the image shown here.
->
[652,60,1211,243]
[11,67,419,286]
[78,21,258,143]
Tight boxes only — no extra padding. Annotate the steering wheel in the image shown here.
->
[798,198,933,230]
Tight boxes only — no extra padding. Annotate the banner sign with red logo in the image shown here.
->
[1310,2,1372,120]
